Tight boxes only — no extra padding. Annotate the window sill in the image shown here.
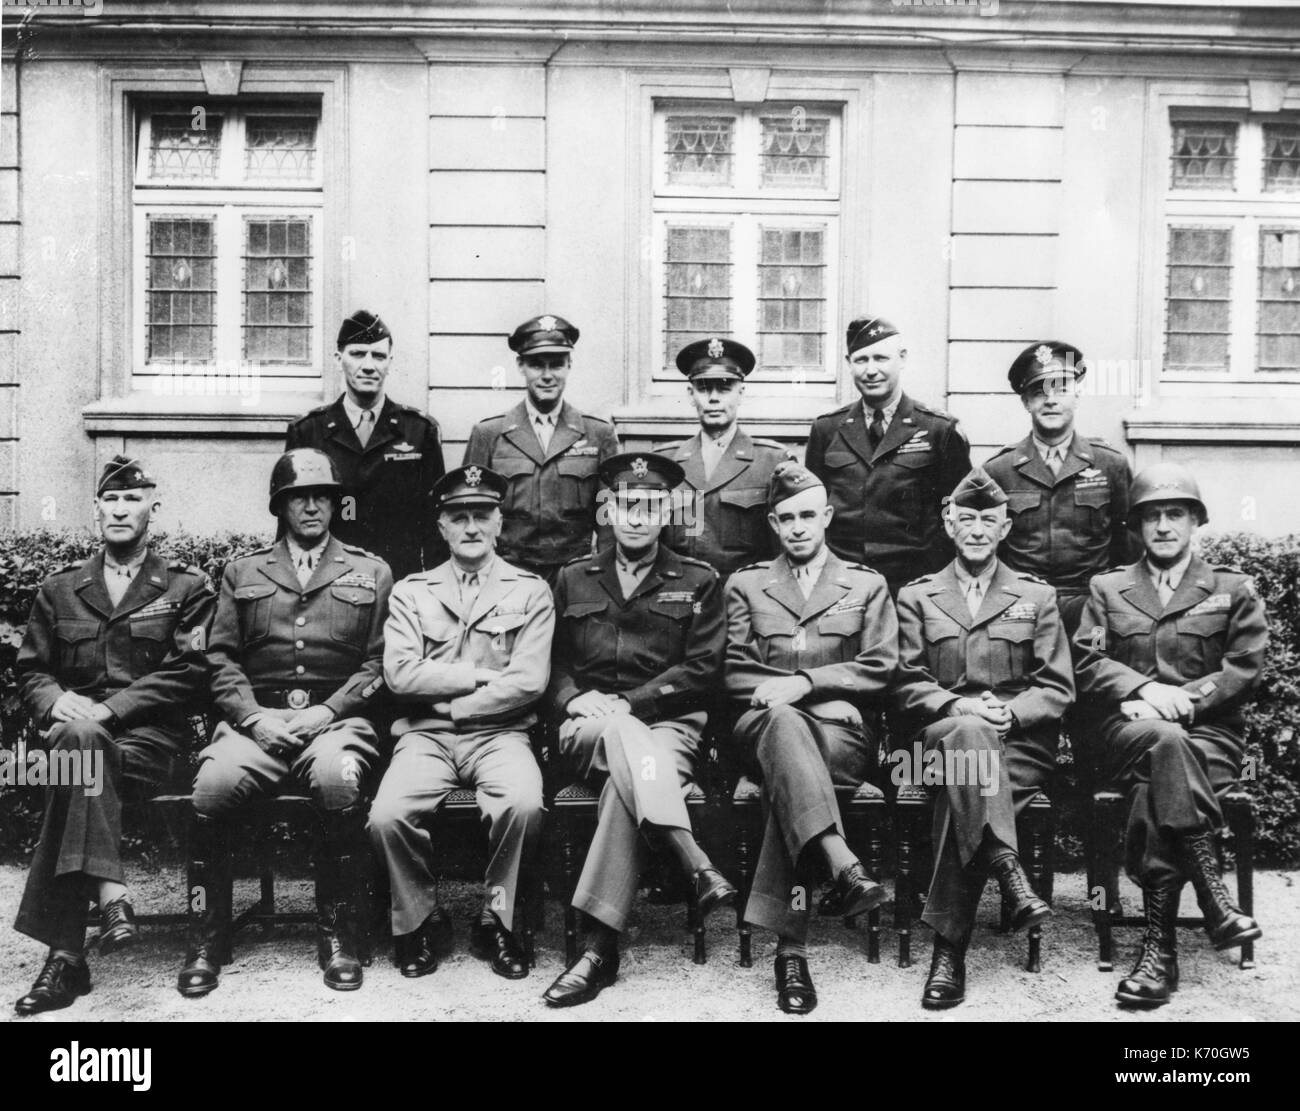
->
[82,392,322,437]
[1124,397,1300,443]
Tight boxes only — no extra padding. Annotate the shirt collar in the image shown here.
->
[1032,432,1074,462]
[792,545,830,582]
[343,393,384,430]
[954,558,998,594]
[524,397,560,428]
[615,544,658,576]
[452,556,493,586]
[285,534,329,566]
[1147,551,1192,591]
[701,424,739,455]
[866,392,902,429]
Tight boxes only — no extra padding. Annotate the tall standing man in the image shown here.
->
[658,337,791,578]
[286,309,446,579]
[805,315,971,595]
[463,314,620,580]
[368,465,553,981]
[179,449,393,997]
[1073,463,1266,1009]
[14,457,215,1015]
[725,462,898,1015]
[984,341,1137,636]
[541,452,736,1008]
[892,467,1073,1009]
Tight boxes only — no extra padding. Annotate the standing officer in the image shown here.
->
[1073,463,1266,1009]
[368,465,553,981]
[13,457,215,1016]
[725,462,898,1015]
[892,467,1073,1010]
[286,309,446,579]
[658,337,791,578]
[541,452,736,1008]
[805,315,971,595]
[984,341,1137,636]
[178,449,393,998]
[463,314,620,580]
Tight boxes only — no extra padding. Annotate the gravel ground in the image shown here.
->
[1,864,1295,1023]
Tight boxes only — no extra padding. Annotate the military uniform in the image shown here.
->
[893,561,1073,941]
[725,552,898,941]
[805,393,971,594]
[286,395,446,579]
[14,549,215,951]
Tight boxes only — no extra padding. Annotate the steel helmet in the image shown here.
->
[268,448,343,514]
[1128,462,1207,527]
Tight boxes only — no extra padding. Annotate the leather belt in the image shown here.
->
[256,687,328,710]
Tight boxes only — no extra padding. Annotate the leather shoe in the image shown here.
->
[15,952,91,1016]
[98,896,139,955]
[318,933,363,991]
[470,917,529,979]
[542,948,619,1007]
[922,934,967,1010]
[692,866,738,921]
[833,862,887,920]
[775,954,817,1015]
[177,947,222,998]
[394,917,439,978]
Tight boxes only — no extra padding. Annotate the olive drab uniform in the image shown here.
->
[1072,558,1269,886]
[805,394,971,595]
[14,550,216,951]
[892,562,1074,941]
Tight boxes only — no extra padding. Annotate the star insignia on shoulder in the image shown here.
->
[692,600,703,615]
[464,466,483,486]
[707,337,725,359]
[631,457,649,478]
[539,315,558,331]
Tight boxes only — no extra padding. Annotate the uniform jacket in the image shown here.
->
[891,560,1074,748]
[1072,556,1268,732]
[17,548,216,731]
[984,432,1138,592]
[804,393,971,590]
[383,556,554,735]
[548,545,724,723]
[463,400,619,570]
[286,395,446,579]
[208,536,393,726]
[657,429,790,577]
[724,551,898,726]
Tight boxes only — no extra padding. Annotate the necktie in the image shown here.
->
[796,563,817,600]
[296,551,315,588]
[462,571,480,612]
[1046,447,1063,476]
[104,561,137,607]
[356,409,375,448]
[868,410,885,452]
[535,414,553,452]
[1156,571,1174,606]
[702,438,723,481]
[966,579,983,618]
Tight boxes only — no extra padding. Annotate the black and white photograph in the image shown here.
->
[0,0,1295,1061]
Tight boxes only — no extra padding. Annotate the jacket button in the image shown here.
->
[296,617,306,627]
[295,665,305,675]
[295,640,305,649]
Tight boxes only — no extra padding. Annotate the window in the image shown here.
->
[1163,112,1300,380]
[132,103,323,388]
[651,102,841,384]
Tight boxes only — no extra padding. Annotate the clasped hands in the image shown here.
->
[249,705,336,757]
[1121,682,1198,724]
[566,690,632,719]
[50,690,114,725]
[949,691,1013,738]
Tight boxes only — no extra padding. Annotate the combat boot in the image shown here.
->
[1116,883,1180,1008]
[1179,832,1262,952]
[177,813,232,998]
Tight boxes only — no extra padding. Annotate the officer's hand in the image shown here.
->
[50,690,99,723]
[251,717,303,758]
[286,705,336,739]
[752,675,813,709]
[607,696,632,716]
[567,691,617,719]
[432,702,453,717]
[1138,682,1196,722]
[473,667,501,686]
[1120,699,1161,722]
[85,702,115,724]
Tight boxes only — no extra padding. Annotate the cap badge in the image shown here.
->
[539,315,557,332]
[464,466,483,487]
[631,457,649,478]
[707,338,725,359]
[1035,345,1055,365]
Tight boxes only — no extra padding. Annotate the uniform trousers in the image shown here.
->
[367,726,544,935]
[558,712,703,931]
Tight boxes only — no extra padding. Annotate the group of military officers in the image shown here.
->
[11,308,1267,1018]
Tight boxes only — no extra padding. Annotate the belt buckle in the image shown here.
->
[286,688,310,710]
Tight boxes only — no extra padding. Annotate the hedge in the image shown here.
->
[1,527,1297,868]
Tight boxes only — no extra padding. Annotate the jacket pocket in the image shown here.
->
[556,456,599,516]
[55,620,100,680]
[128,615,173,672]
[1007,491,1042,516]
[988,621,1035,679]
[234,583,276,644]
[329,584,376,645]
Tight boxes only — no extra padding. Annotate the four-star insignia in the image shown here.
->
[464,465,483,486]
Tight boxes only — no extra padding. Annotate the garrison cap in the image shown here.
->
[675,336,756,380]
[768,460,824,510]
[97,455,156,497]
[1008,340,1087,394]
[845,316,900,355]
[336,309,392,349]
[432,465,508,513]
[598,452,684,496]
[508,314,579,356]
[946,466,1009,511]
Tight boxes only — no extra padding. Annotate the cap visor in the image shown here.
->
[518,342,572,355]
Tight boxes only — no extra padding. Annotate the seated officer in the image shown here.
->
[13,457,215,1016]
[542,452,736,1008]
[368,465,553,981]
[1073,462,1267,1009]
[892,467,1073,1009]
[725,462,898,1015]
[179,449,394,997]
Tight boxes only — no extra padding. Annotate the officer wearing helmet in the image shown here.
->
[1073,462,1268,1011]
[178,449,394,999]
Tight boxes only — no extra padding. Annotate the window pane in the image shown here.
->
[145,217,216,363]
[1170,122,1237,190]
[243,217,312,365]
[760,115,830,189]
[758,226,825,371]
[664,225,731,365]
[244,115,318,181]
[1165,227,1231,373]
[1264,124,1300,193]
[665,116,734,187]
[1258,229,1300,372]
[148,113,222,180]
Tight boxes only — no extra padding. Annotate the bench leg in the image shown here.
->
[735,810,754,968]
[1026,923,1042,973]
[688,897,706,965]
[1231,800,1256,970]
[895,805,917,968]
[561,818,580,966]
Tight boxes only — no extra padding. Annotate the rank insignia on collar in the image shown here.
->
[632,457,649,478]
[465,466,483,486]
[707,337,725,358]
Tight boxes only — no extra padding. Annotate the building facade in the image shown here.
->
[3,0,1300,536]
